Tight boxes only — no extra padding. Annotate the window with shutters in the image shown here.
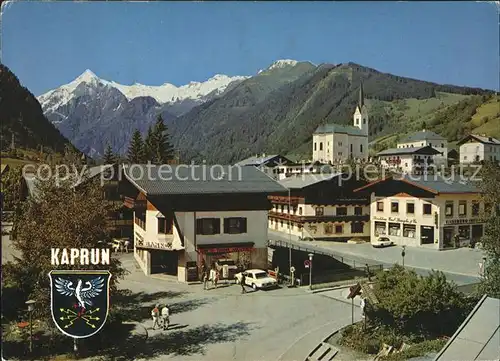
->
[351,222,364,234]
[196,218,220,235]
[224,217,247,234]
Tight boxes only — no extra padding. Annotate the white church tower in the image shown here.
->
[353,82,369,136]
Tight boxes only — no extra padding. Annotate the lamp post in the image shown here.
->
[401,245,406,267]
[25,300,35,353]
[308,253,314,290]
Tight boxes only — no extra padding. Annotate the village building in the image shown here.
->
[354,175,488,250]
[397,129,448,167]
[268,173,370,241]
[121,164,286,281]
[376,145,441,174]
[457,134,500,164]
[235,153,324,180]
[312,84,369,164]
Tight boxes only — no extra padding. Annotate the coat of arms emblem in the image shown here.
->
[48,270,111,338]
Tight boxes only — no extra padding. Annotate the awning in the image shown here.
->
[197,242,255,254]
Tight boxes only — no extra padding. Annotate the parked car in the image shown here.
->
[235,269,278,290]
[372,237,394,248]
[215,259,238,279]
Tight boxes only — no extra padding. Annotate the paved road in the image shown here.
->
[113,255,359,361]
[269,230,483,285]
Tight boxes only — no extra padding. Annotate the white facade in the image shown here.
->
[459,137,500,164]
[134,205,269,281]
[312,85,369,164]
[398,131,448,167]
[369,192,486,250]
[378,152,436,174]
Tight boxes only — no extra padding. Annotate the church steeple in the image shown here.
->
[358,82,365,109]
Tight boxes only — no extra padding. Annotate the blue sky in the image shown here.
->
[1,1,498,95]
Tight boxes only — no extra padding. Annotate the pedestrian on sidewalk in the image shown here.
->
[240,272,247,294]
[203,269,210,290]
[151,304,160,330]
[161,304,170,330]
[214,269,220,289]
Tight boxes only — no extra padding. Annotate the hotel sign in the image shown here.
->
[373,216,417,224]
[445,218,482,226]
[135,232,175,250]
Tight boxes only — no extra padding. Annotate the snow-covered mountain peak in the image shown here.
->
[268,59,299,70]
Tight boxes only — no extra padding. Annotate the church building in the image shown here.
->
[312,84,369,164]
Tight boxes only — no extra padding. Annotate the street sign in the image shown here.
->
[304,260,310,268]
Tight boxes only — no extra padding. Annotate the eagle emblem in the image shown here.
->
[49,270,111,338]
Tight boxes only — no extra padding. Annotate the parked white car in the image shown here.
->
[372,237,394,248]
[235,269,278,290]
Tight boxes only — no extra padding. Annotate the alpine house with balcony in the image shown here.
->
[121,164,287,281]
[268,173,371,241]
[354,175,488,249]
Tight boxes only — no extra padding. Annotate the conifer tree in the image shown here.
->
[103,143,117,164]
[150,115,175,164]
[144,125,154,162]
[127,129,145,164]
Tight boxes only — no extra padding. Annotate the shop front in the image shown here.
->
[196,242,255,272]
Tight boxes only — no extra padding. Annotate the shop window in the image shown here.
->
[403,224,416,238]
[336,207,347,216]
[324,223,333,234]
[376,201,384,212]
[458,225,470,239]
[459,201,467,217]
[351,222,364,234]
[472,201,480,216]
[354,206,363,216]
[196,218,220,235]
[406,202,415,214]
[423,203,432,215]
[391,202,399,213]
[374,221,386,236]
[389,223,401,236]
[315,207,324,216]
[335,225,343,234]
[445,201,454,217]
[224,217,247,234]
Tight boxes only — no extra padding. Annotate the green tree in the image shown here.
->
[3,167,127,324]
[127,129,145,164]
[0,166,23,211]
[103,143,117,164]
[149,115,175,164]
[369,265,474,337]
[144,125,154,162]
[477,162,500,298]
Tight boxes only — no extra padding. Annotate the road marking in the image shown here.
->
[275,316,352,361]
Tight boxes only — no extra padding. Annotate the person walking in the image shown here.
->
[203,269,209,290]
[214,269,220,289]
[151,304,160,330]
[240,272,247,294]
[161,304,170,330]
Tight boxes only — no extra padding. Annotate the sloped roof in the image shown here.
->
[123,164,287,195]
[1,164,10,175]
[434,295,499,361]
[314,124,366,137]
[235,154,285,166]
[278,173,341,189]
[354,174,480,194]
[377,146,442,156]
[456,134,500,146]
[401,130,446,143]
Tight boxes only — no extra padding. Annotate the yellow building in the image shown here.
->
[355,175,487,249]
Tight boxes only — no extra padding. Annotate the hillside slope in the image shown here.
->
[0,64,74,153]
[170,62,491,163]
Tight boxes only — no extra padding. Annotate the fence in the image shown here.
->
[299,264,383,287]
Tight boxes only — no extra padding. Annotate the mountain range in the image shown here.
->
[36,60,494,162]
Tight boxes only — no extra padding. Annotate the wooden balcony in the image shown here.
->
[268,211,369,224]
[268,195,304,205]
